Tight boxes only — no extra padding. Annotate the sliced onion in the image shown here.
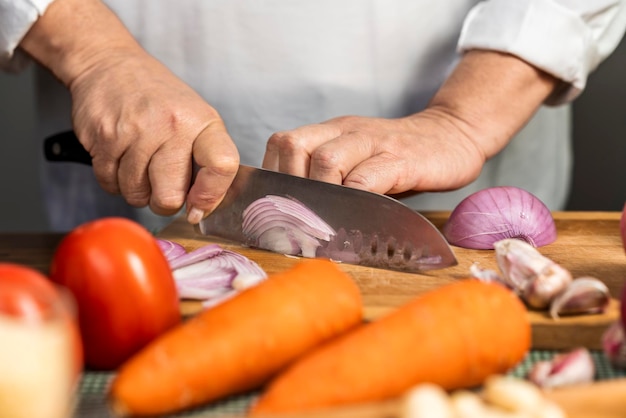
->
[169,244,223,270]
[156,239,267,307]
[442,186,557,250]
[156,238,186,261]
[242,195,336,258]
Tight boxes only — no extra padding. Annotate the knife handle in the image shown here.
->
[44,130,93,166]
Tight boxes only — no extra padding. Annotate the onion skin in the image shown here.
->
[619,203,626,252]
[443,186,557,250]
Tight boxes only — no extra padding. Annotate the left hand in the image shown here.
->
[262,111,487,195]
[263,50,560,196]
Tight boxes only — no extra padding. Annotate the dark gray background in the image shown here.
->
[1,39,625,232]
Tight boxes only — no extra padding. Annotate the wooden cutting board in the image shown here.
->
[158,211,626,350]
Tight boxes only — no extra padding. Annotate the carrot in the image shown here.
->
[250,279,530,415]
[108,259,362,416]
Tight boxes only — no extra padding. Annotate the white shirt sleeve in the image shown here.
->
[0,0,56,71]
[458,0,626,104]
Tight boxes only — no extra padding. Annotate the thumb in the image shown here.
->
[186,121,240,224]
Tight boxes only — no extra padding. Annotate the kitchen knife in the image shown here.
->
[44,131,457,273]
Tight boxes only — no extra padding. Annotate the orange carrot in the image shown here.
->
[251,279,530,415]
[108,259,362,416]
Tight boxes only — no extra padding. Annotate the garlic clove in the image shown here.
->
[469,263,509,287]
[527,347,595,389]
[602,321,626,369]
[402,383,454,418]
[450,390,488,418]
[549,277,610,319]
[521,263,573,310]
[482,375,545,413]
[494,239,551,290]
[493,239,572,309]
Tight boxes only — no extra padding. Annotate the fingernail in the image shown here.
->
[187,206,205,224]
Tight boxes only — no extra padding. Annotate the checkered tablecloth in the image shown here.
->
[74,350,626,417]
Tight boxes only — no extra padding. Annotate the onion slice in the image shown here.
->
[242,195,336,258]
[156,238,186,262]
[156,239,267,307]
[443,186,557,250]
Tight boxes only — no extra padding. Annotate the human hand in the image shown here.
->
[68,49,239,223]
[18,0,239,224]
[263,50,559,195]
[262,112,486,195]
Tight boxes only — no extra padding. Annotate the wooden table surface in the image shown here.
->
[1,211,624,351]
[2,211,626,418]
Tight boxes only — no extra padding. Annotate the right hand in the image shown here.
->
[68,48,239,224]
[18,0,239,224]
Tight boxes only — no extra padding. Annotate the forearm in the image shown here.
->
[425,50,560,162]
[18,0,142,88]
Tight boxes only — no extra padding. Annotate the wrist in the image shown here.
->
[426,50,559,158]
[19,0,142,87]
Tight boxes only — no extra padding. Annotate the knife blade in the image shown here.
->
[198,168,457,273]
[44,131,457,273]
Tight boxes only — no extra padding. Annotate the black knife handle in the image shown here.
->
[44,130,93,166]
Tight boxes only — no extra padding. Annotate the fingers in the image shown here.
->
[146,145,190,217]
[90,123,238,221]
[342,153,410,194]
[263,124,342,178]
[264,124,384,189]
[185,121,240,224]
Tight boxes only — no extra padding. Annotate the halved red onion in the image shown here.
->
[242,195,336,258]
[442,186,557,250]
[156,239,267,307]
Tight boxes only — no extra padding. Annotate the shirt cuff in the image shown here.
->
[0,0,56,71]
[458,0,626,105]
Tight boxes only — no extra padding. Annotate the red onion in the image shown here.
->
[619,203,626,255]
[442,186,557,250]
[622,276,626,334]
[156,239,266,306]
[242,195,336,258]
[602,321,626,369]
[156,238,186,261]
[604,211,626,367]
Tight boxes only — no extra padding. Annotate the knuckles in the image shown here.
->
[266,131,308,156]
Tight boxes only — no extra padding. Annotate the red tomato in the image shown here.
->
[0,263,83,377]
[0,263,61,321]
[49,217,181,370]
